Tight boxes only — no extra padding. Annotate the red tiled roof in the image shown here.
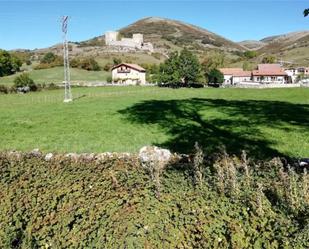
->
[112,63,146,72]
[219,68,251,77]
[253,64,287,76]
[257,64,282,71]
[252,70,287,76]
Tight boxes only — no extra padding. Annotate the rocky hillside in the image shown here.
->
[238,31,309,65]
[238,40,266,50]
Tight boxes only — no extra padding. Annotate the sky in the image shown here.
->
[0,0,308,50]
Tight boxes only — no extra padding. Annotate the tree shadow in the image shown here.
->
[119,98,309,160]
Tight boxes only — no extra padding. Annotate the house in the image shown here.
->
[285,67,309,83]
[219,68,252,84]
[252,64,288,83]
[111,63,146,85]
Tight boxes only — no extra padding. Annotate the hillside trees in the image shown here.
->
[40,52,58,64]
[35,52,62,69]
[243,50,257,59]
[0,50,22,77]
[262,55,276,64]
[71,58,101,71]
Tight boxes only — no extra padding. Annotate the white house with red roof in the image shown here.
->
[111,63,146,85]
[252,64,288,83]
[220,64,291,85]
[219,68,251,84]
[285,67,309,83]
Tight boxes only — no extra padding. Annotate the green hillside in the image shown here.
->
[0,67,110,86]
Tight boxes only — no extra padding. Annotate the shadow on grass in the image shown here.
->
[119,98,309,160]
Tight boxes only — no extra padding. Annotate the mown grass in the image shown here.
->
[0,67,110,85]
[0,86,308,159]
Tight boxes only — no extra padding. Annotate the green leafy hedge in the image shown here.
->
[0,152,308,248]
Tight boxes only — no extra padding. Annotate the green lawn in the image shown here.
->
[0,67,110,85]
[0,86,308,159]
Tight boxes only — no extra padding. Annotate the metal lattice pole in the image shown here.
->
[62,16,72,103]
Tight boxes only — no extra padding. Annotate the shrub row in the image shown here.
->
[0,83,59,94]
[0,149,308,248]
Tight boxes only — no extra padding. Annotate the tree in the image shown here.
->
[156,49,201,85]
[14,73,37,91]
[243,61,254,71]
[80,58,101,71]
[201,52,225,82]
[113,58,122,65]
[207,68,224,84]
[0,50,22,77]
[243,51,257,59]
[262,55,276,64]
[41,52,57,64]
[304,8,309,16]
[157,51,181,84]
[178,48,201,84]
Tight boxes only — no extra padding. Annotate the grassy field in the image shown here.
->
[0,67,110,85]
[0,86,308,159]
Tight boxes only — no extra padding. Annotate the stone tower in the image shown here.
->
[132,34,143,44]
[105,31,119,45]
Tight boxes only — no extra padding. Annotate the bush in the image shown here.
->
[0,151,308,248]
[207,68,224,84]
[14,73,37,92]
[0,50,22,76]
[69,58,101,71]
[80,58,101,71]
[0,85,9,94]
[106,75,112,83]
[244,51,258,59]
[40,52,57,64]
[34,52,63,70]
[103,63,113,72]
[113,57,122,65]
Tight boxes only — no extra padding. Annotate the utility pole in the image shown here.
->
[62,16,72,102]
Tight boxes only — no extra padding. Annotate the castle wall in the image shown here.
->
[105,31,153,52]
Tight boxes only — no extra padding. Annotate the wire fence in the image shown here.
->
[0,87,165,107]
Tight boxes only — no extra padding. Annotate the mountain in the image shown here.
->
[12,17,309,67]
[237,31,309,66]
[257,31,309,53]
[118,17,245,52]
[238,40,266,50]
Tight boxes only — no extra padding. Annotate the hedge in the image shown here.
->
[0,151,308,248]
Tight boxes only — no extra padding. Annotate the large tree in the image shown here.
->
[178,48,201,84]
[201,52,225,83]
[0,50,22,77]
[207,68,224,84]
[157,49,201,85]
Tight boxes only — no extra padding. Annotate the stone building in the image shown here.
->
[105,31,154,52]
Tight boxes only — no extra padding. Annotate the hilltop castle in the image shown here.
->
[105,31,154,52]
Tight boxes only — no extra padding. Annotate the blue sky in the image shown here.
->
[0,0,308,50]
